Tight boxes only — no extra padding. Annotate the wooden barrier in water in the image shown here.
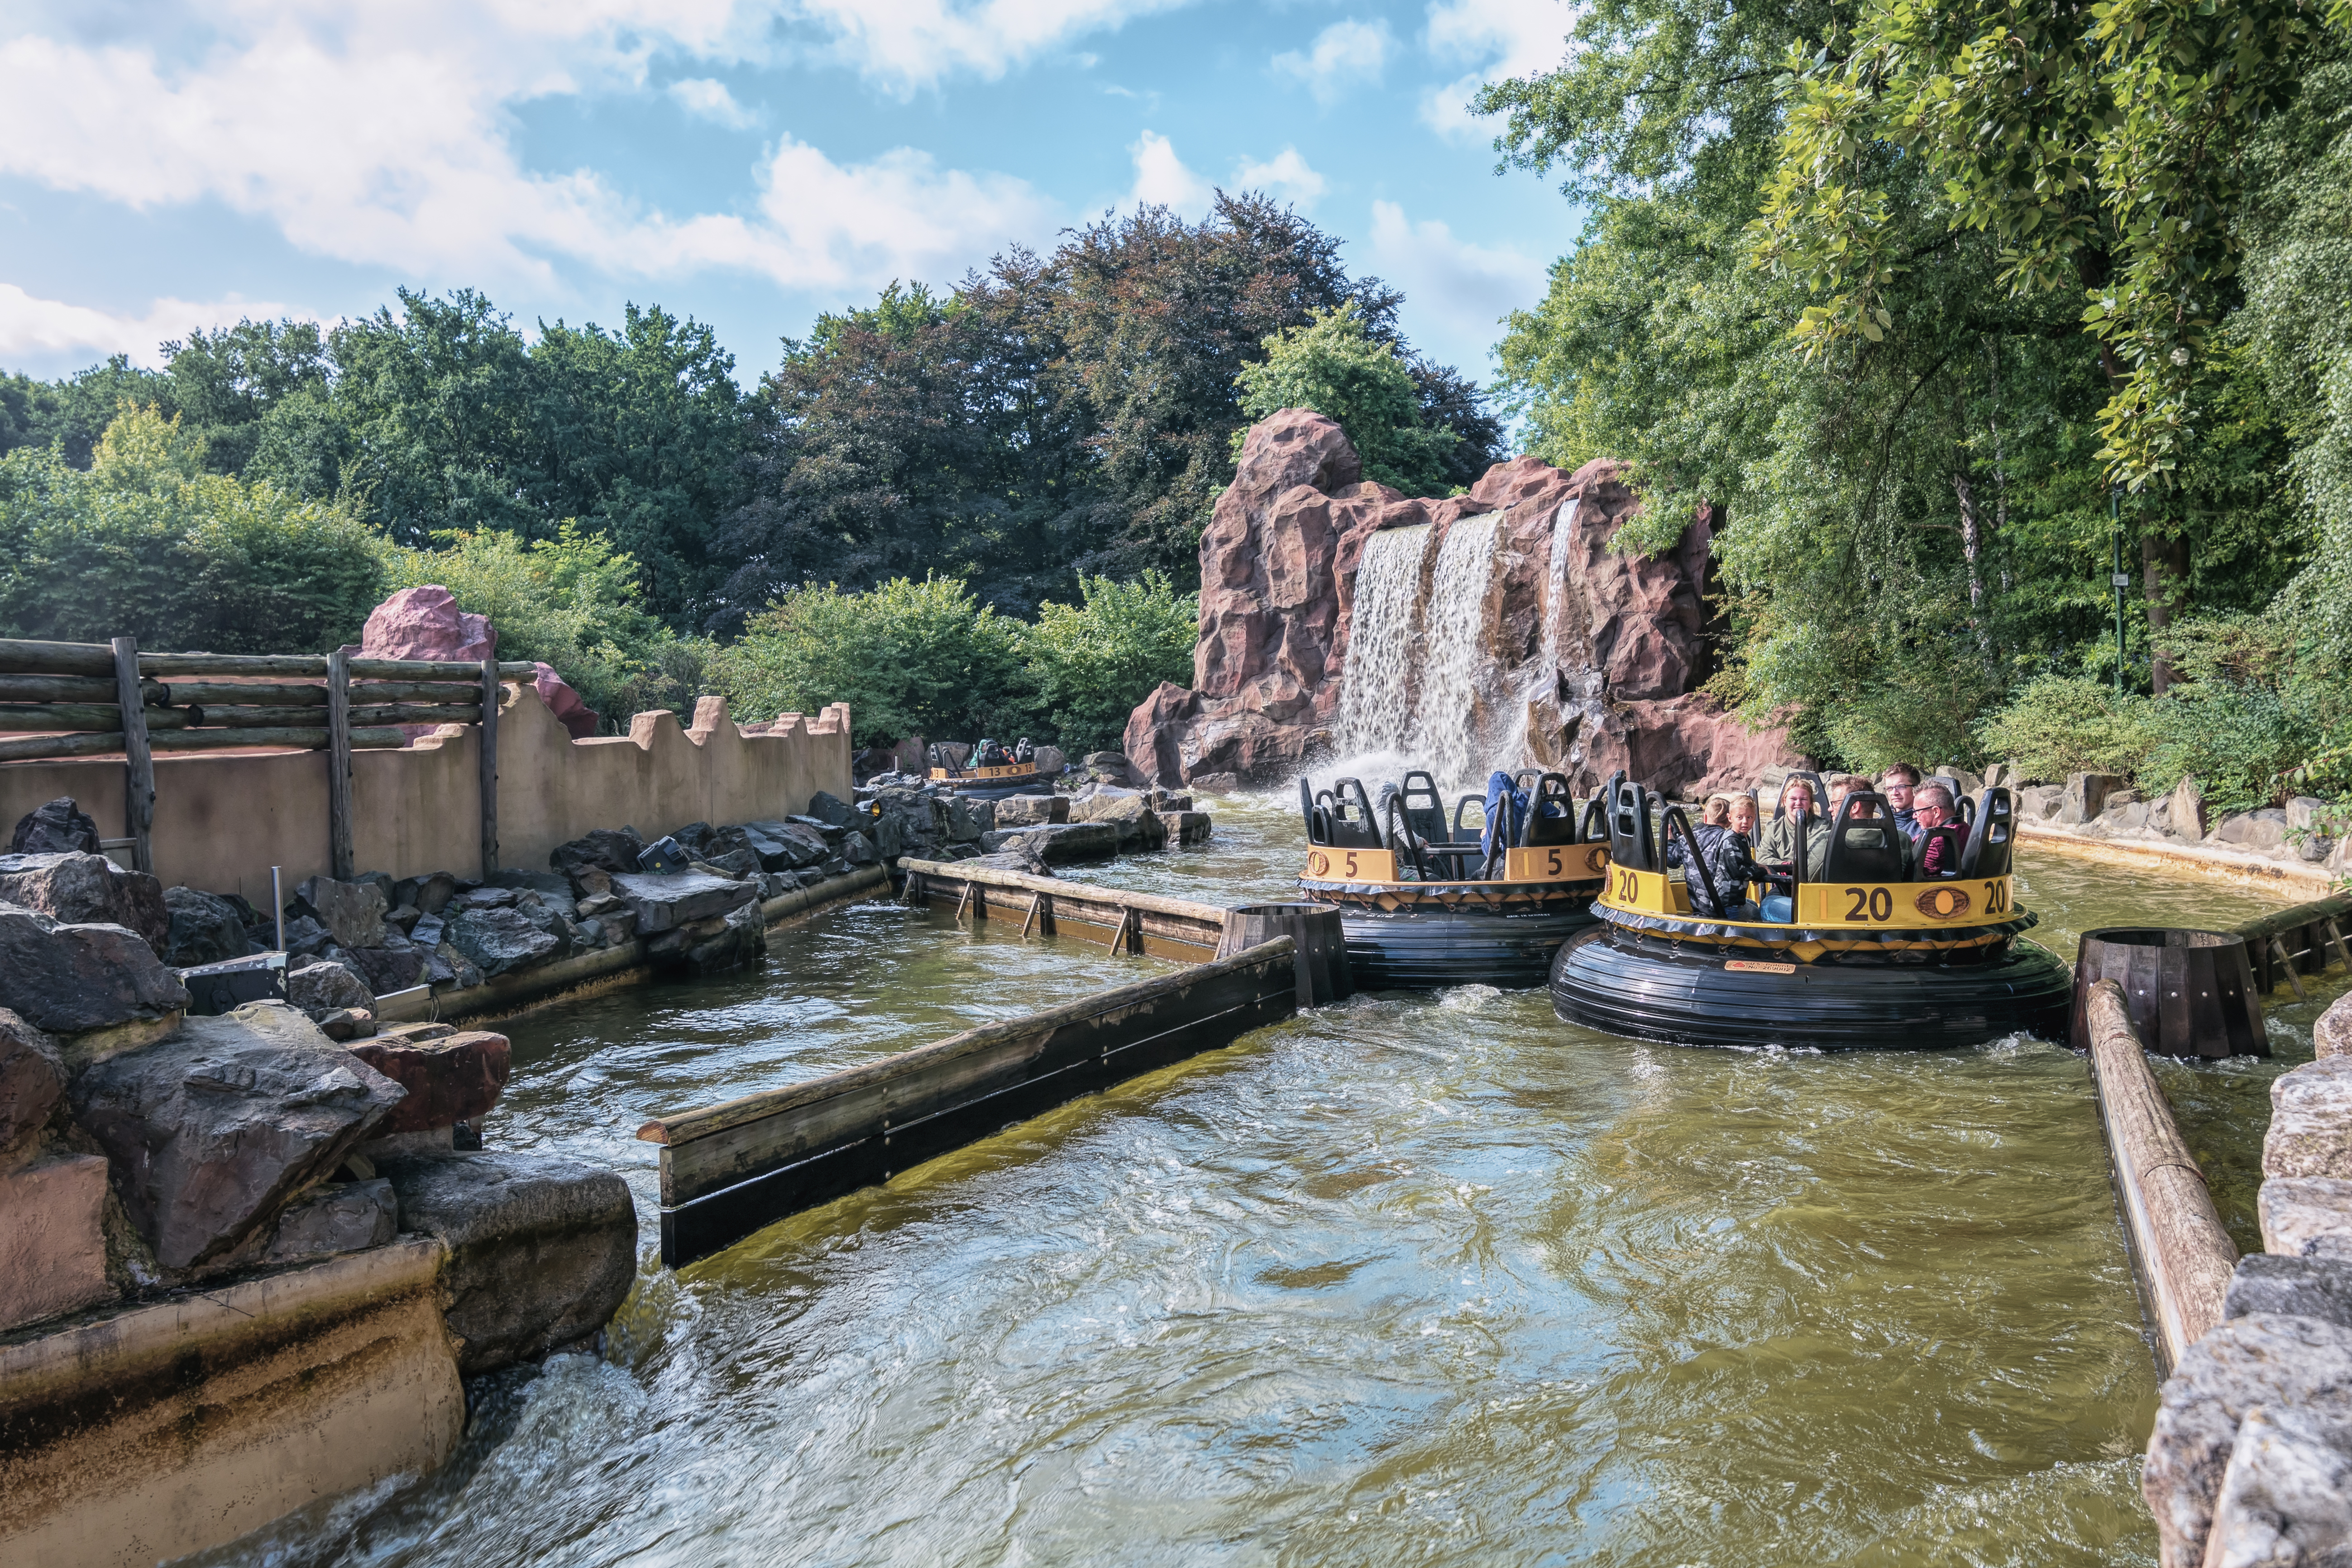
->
[2071,927,2266,1059]
[899,856,1227,959]
[2082,977,2238,1376]
[636,937,1301,1267]
[2231,891,2352,1000]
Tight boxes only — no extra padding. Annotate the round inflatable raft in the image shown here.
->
[1296,769,1609,990]
[930,762,1048,800]
[1549,778,2071,1050]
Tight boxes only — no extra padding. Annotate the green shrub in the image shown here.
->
[0,403,385,652]
[1022,571,1197,753]
[380,523,705,727]
[708,575,1032,746]
[1973,675,2154,784]
[2136,617,2352,810]
[1233,301,1459,496]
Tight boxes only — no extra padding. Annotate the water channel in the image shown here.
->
[201,794,2347,1568]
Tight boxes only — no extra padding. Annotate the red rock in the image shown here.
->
[532,662,601,739]
[347,1030,511,1134]
[359,585,601,740]
[1126,412,1807,791]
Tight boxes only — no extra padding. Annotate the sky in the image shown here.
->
[0,0,1582,392]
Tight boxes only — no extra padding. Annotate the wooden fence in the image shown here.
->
[0,637,536,880]
[2231,890,2352,1000]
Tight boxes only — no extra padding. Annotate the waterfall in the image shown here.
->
[1334,525,1430,760]
[1404,513,1501,787]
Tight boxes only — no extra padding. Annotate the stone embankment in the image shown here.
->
[1990,765,2350,893]
[847,748,1209,874]
[2141,990,2352,1566]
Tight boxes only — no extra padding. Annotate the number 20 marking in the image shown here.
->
[1843,887,1894,922]
[1982,880,2009,914]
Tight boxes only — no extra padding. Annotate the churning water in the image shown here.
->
[190,793,2341,1568]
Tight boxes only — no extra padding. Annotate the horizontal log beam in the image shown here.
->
[0,675,164,706]
[138,652,330,677]
[157,680,322,707]
[351,681,489,703]
[0,704,187,733]
[0,725,408,764]
[0,638,537,684]
[0,639,115,677]
[349,703,482,726]
[347,657,537,681]
[2233,892,2352,945]
[895,856,1224,926]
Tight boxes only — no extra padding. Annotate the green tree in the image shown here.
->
[1022,571,1199,752]
[1233,301,1459,495]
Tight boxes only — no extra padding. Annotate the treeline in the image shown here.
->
[0,193,1501,636]
[1482,0,2352,818]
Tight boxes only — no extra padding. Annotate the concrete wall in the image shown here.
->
[0,692,852,907]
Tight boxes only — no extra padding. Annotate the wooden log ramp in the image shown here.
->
[2082,977,2238,1376]
[637,937,1304,1268]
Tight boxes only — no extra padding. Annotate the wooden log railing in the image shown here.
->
[898,856,1228,959]
[2231,891,2352,999]
[0,636,538,882]
[2084,977,2238,1375]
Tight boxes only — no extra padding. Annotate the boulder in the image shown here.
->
[531,661,599,740]
[361,584,494,664]
[1067,787,1167,850]
[2288,796,2338,862]
[2261,1176,2352,1258]
[2146,1315,2352,1568]
[0,1153,112,1331]
[611,870,757,936]
[744,819,827,871]
[675,899,764,974]
[2017,783,2066,820]
[396,870,459,917]
[0,851,169,951]
[550,827,646,891]
[379,1150,638,1375]
[9,797,99,855]
[947,796,994,843]
[1159,810,1214,846]
[995,794,1069,827]
[348,1030,510,1134]
[2225,1254,2352,1329]
[316,1007,376,1042]
[1191,772,1240,794]
[2319,992,2352,1061]
[445,904,562,977]
[430,942,484,990]
[280,914,334,957]
[842,831,877,866]
[2166,776,2210,842]
[264,1178,397,1265]
[0,1008,66,1165]
[287,959,374,1018]
[809,790,858,828]
[162,886,250,968]
[1034,744,1066,777]
[0,904,188,1040]
[2203,1403,2352,1567]
[292,875,388,951]
[2058,772,2126,826]
[2265,1057,2352,1180]
[2217,809,2291,853]
[347,944,426,998]
[978,822,1121,864]
[69,1002,404,1270]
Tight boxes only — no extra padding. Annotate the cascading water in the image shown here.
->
[1332,525,1430,761]
[1401,512,1502,787]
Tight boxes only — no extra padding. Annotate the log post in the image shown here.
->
[2271,935,2308,1000]
[109,637,154,875]
[325,647,353,880]
[2084,978,2237,1375]
[478,656,500,878]
[1217,903,1353,1008]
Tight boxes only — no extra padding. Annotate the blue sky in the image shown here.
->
[0,0,1580,394]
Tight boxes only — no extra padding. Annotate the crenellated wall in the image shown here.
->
[0,691,853,905]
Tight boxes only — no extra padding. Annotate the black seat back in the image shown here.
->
[1401,771,1448,847]
[1607,775,1658,873]
[1452,794,1487,844]
[1959,787,2014,878]
[1300,778,1328,846]
[1330,778,1381,850]
[1524,773,1579,846]
[1775,769,1828,821]
[1659,804,1722,917]
[1820,792,1910,884]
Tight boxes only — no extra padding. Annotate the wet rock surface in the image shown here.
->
[349,1029,510,1134]
[9,796,100,855]
[612,870,757,935]
[380,1149,637,1376]
[977,822,1121,864]
[0,902,189,1038]
[264,1177,397,1265]
[0,851,170,951]
[446,903,563,976]
[163,886,252,968]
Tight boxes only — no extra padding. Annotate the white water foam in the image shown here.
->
[1403,513,1502,788]
[1333,525,1430,760]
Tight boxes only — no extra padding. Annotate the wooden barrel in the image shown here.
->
[2070,927,2266,1059]
[1218,904,1353,1008]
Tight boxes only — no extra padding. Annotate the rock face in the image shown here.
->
[2226,1254,2352,1330]
[349,1030,510,1134]
[2200,1402,2352,1566]
[2262,1177,2352,1258]
[0,904,189,1038]
[2266,1058,2352,1180]
[612,870,758,935]
[69,1003,405,1270]
[0,852,170,951]
[162,886,251,968]
[2319,993,2352,1061]
[265,1178,397,1265]
[996,794,1070,827]
[977,822,1121,864]
[10,797,100,854]
[1124,411,1802,794]
[379,1150,638,1375]
[0,1009,66,1163]
[0,1153,112,1331]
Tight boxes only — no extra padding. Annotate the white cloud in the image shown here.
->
[1367,199,1545,370]
[1128,130,1213,215]
[669,77,759,129]
[1272,18,1391,107]
[1232,147,1326,209]
[0,283,316,367]
[1419,0,1570,140]
[789,0,1193,95]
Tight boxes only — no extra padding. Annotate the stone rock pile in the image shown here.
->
[2005,768,2352,877]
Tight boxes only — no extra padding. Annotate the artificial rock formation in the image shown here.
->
[359,583,600,739]
[1125,409,1801,794]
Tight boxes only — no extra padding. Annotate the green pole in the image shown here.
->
[2111,488,2128,696]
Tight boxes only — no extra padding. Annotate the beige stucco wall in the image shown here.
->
[0,692,852,905]
[0,1238,464,1568]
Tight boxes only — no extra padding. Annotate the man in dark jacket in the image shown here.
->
[1913,784,1967,877]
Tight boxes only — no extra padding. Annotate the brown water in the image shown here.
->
[191,793,2348,1568]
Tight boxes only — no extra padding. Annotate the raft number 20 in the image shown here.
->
[1842,887,1896,922]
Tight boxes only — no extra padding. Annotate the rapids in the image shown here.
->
[191,793,2345,1568]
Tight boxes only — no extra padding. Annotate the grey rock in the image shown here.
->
[430,942,484,990]
[0,851,170,951]
[287,958,374,1017]
[408,913,445,951]
[752,819,828,870]
[385,903,422,934]
[994,794,1068,827]
[2201,1402,2352,1568]
[1188,771,1240,794]
[2217,810,2292,853]
[1147,789,1195,813]
[291,875,387,951]
[162,886,250,968]
[380,1149,637,1375]
[843,830,877,866]
[575,892,624,918]
[809,790,857,828]
[2166,776,2210,842]
[9,797,99,855]
[2103,800,2152,835]
[575,916,607,946]
[265,1178,397,1264]
[870,811,905,860]
[0,1008,65,1163]
[2225,1254,2352,1329]
[610,870,757,935]
[667,899,764,974]
[2319,993,2352,1061]
[698,846,761,878]
[977,822,1121,864]
[2266,1057,2352,1180]
[2288,796,2337,861]
[547,827,645,892]
[2017,783,2065,820]
[2058,772,2126,825]
[69,1002,404,1270]
[2144,1314,2352,1568]
[947,796,994,842]
[0,904,188,1037]
[347,945,426,998]
[1033,744,1066,776]
[1159,810,1214,845]
[280,914,333,957]
[445,904,561,977]
[488,868,571,899]
[1066,787,1167,850]
[403,871,458,917]
[964,845,1054,878]
[2263,1176,2352,1258]
[454,885,518,909]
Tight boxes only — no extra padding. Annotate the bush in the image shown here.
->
[0,403,385,651]
[708,575,1032,746]
[380,524,706,727]
[2136,617,2352,810]
[1973,675,2154,784]
[1023,571,1198,753]
[1233,300,1459,496]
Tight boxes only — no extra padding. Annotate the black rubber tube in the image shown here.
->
[1341,904,1598,990]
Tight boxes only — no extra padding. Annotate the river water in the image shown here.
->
[198,793,2346,1568]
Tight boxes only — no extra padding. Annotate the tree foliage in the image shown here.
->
[1234,301,1460,495]
[1024,571,1199,753]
